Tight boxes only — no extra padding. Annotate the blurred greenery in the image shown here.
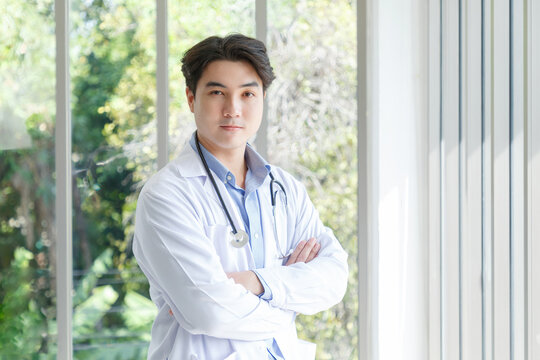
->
[0,0,357,359]
[0,248,52,359]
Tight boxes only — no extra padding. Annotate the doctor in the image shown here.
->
[133,34,348,360]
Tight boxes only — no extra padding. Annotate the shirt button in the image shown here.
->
[254,233,259,239]
[227,175,232,181]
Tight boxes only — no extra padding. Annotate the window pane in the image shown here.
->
[70,1,156,358]
[268,1,358,358]
[168,0,255,158]
[0,0,57,358]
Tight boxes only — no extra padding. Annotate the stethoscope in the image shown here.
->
[195,131,291,258]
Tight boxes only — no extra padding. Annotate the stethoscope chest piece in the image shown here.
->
[230,229,249,248]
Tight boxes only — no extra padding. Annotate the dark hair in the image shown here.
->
[181,34,275,95]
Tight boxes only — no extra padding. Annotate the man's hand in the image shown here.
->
[225,238,320,296]
[227,271,264,295]
[285,237,320,266]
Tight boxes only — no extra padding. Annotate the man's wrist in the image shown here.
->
[249,270,264,296]
[227,271,263,295]
[252,269,273,300]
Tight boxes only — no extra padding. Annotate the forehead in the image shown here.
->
[198,60,262,88]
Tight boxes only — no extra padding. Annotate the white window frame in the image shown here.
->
[55,0,72,358]
[528,0,540,359]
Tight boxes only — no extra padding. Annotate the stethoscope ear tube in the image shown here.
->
[269,172,287,207]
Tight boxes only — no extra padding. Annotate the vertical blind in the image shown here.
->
[428,0,539,359]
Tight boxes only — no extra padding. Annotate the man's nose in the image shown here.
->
[223,97,241,118]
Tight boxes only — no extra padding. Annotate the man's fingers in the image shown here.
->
[285,240,306,265]
[306,242,321,263]
[285,238,321,265]
[295,237,317,263]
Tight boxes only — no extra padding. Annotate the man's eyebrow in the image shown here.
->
[204,81,260,88]
[240,81,259,88]
[205,81,226,88]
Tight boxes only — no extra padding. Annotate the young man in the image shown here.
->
[133,34,348,360]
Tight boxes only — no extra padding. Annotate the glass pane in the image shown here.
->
[168,0,255,158]
[0,0,57,358]
[268,1,358,358]
[70,1,156,358]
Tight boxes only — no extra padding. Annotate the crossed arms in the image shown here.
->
[227,237,321,295]
[133,172,348,340]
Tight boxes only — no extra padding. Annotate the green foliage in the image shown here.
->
[73,285,119,337]
[70,250,151,358]
[297,133,358,360]
[73,249,114,306]
[1,1,151,357]
[0,248,50,358]
[265,0,358,358]
[73,344,147,360]
[121,291,156,338]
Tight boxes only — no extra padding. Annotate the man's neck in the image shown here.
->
[216,149,248,189]
[198,137,248,189]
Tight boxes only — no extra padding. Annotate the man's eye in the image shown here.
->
[210,90,223,95]
[244,92,255,97]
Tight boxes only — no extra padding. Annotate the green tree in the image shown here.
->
[0,1,57,357]
[69,0,154,353]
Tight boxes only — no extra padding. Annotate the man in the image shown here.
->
[133,34,348,360]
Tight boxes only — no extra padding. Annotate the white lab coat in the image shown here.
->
[133,143,348,360]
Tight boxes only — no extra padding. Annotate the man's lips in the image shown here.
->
[220,125,243,130]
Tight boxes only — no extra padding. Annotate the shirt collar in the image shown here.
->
[188,132,271,187]
[189,133,229,183]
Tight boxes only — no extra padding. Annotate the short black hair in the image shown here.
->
[181,34,275,95]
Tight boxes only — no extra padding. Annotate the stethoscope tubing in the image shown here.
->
[194,131,289,256]
[194,131,240,236]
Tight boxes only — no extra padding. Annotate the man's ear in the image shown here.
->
[186,87,195,113]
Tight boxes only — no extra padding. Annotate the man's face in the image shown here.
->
[186,60,264,158]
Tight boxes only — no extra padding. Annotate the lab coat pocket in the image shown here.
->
[204,224,251,272]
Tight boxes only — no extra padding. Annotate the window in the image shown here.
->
[267,1,357,358]
[68,1,157,357]
[0,1,359,359]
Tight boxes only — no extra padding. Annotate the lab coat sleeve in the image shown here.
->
[254,176,349,315]
[132,186,295,341]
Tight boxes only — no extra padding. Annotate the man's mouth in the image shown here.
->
[220,124,243,130]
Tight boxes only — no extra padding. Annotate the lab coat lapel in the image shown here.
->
[173,144,226,209]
